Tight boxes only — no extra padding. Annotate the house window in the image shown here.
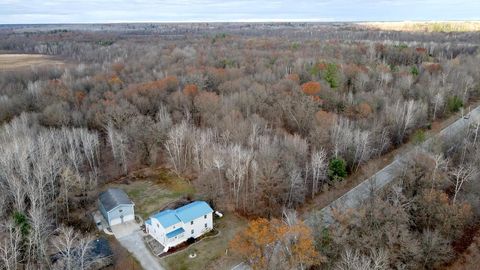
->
[191,221,194,225]
[157,224,159,228]
[205,223,207,228]
[204,215,207,219]
[191,229,194,234]
[119,209,123,213]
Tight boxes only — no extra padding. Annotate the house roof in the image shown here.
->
[99,188,133,212]
[166,227,185,238]
[176,201,213,223]
[153,209,181,228]
[150,201,213,229]
[145,219,152,225]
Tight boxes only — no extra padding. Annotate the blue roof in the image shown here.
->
[145,219,151,225]
[149,201,213,229]
[153,209,181,228]
[176,201,213,223]
[166,227,185,238]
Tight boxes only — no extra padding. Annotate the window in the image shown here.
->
[205,223,207,228]
[191,221,194,225]
[204,215,207,219]
[191,229,194,234]
[157,224,159,228]
[119,209,123,213]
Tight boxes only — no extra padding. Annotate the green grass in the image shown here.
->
[108,168,195,219]
[162,213,247,270]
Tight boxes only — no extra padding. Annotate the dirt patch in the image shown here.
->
[0,53,64,71]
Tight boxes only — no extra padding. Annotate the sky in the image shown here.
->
[0,0,479,24]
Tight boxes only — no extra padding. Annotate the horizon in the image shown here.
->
[1,0,479,24]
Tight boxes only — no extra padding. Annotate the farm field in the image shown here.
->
[0,53,64,70]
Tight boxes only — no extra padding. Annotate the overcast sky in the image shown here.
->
[1,0,479,24]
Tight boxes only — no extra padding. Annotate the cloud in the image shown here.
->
[0,0,478,24]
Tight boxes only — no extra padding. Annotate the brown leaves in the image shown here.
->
[301,81,321,96]
[230,218,323,269]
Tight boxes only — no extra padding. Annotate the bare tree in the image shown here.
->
[450,164,475,203]
[309,149,327,198]
[0,221,22,270]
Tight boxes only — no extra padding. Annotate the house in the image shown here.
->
[51,237,114,270]
[98,188,135,226]
[145,201,214,251]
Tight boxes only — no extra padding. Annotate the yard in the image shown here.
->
[162,212,247,270]
[107,167,195,219]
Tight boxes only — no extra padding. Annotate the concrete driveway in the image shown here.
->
[111,221,165,270]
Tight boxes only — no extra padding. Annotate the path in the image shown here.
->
[306,105,480,226]
[112,221,166,270]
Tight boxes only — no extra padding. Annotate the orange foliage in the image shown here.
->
[126,76,179,97]
[183,84,198,97]
[108,74,123,86]
[423,62,443,73]
[111,62,125,74]
[230,218,323,269]
[315,110,336,127]
[74,91,86,106]
[285,73,300,83]
[357,102,373,118]
[301,81,321,95]
[416,47,427,54]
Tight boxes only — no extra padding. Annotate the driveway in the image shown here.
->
[111,221,165,270]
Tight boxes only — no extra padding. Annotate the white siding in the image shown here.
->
[146,212,213,251]
[108,205,134,226]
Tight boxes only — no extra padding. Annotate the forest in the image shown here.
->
[0,22,480,269]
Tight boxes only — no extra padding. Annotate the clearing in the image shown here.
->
[107,167,195,219]
[0,53,64,71]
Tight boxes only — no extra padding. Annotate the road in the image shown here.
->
[306,105,480,227]
[111,221,166,270]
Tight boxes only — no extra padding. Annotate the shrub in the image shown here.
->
[328,158,347,180]
[410,66,419,76]
[412,130,426,145]
[324,63,339,88]
[186,237,195,244]
[447,96,463,113]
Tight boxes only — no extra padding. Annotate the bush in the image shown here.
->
[412,130,426,145]
[324,63,339,88]
[410,66,419,76]
[328,158,347,180]
[186,237,195,244]
[447,96,463,113]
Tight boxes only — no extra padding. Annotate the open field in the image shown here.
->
[359,21,480,32]
[0,53,64,71]
[106,167,195,219]
[162,213,247,270]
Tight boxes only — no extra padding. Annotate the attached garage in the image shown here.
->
[99,188,135,226]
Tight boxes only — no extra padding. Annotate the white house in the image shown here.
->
[145,201,214,251]
[99,188,135,226]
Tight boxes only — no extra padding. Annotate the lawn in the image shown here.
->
[162,212,247,270]
[108,167,195,219]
